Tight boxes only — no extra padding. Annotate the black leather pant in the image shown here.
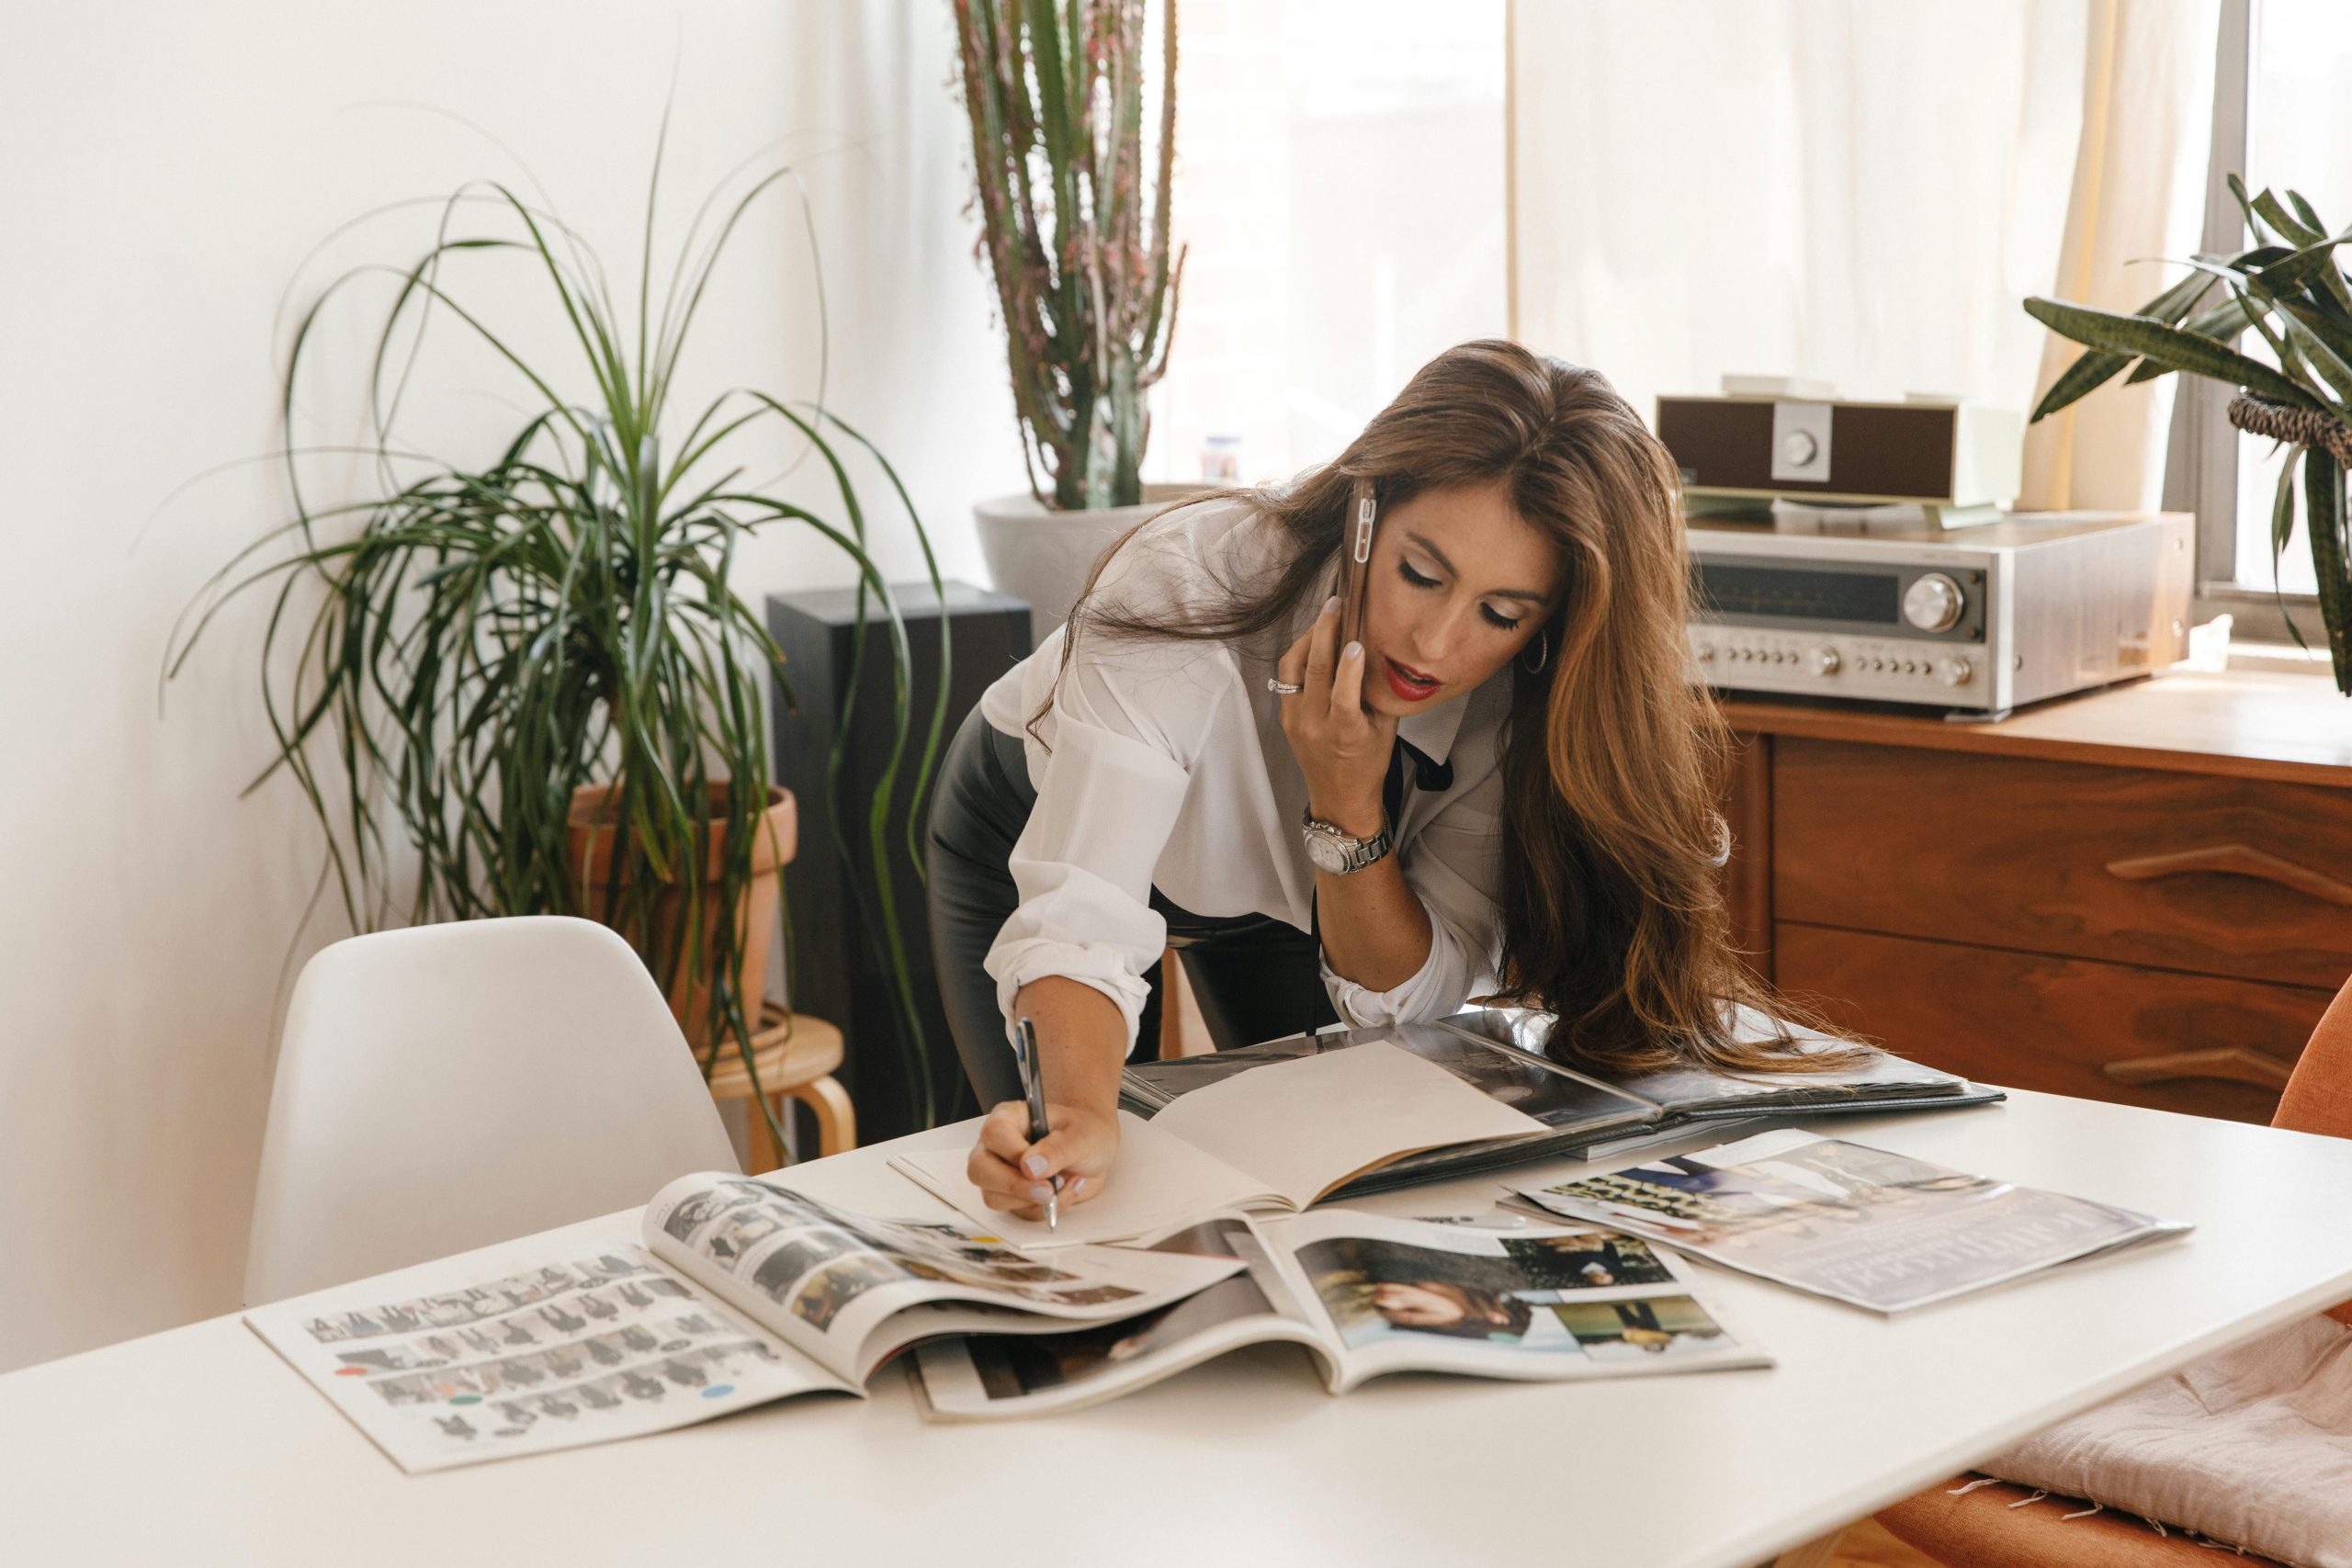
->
[926,707,1337,1110]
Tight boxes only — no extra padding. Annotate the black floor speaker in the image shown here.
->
[765,580,1033,1145]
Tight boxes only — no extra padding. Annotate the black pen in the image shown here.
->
[1014,1015,1061,1231]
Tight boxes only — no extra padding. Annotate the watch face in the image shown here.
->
[1305,831,1352,874]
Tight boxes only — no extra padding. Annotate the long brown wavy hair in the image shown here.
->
[1053,339,1849,1076]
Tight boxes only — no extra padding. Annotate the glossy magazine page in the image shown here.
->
[1514,1128,2190,1313]
[910,1210,1770,1418]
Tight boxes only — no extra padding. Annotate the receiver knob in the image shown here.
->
[1937,656,1973,687]
[1804,645,1840,676]
[1904,572,1964,632]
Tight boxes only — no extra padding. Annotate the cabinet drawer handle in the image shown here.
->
[2103,842,2352,906]
[2103,1047,2295,1090]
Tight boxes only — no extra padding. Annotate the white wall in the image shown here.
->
[0,0,1026,1372]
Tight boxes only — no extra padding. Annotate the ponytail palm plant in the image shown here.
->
[169,134,952,1126]
[2024,175,2352,694]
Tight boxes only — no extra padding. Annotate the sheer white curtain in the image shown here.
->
[1510,0,2220,511]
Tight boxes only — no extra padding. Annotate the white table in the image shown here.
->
[7,1088,2352,1568]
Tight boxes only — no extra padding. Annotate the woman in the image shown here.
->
[930,339,1826,1221]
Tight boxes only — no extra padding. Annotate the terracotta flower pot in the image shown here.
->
[565,782,797,1058]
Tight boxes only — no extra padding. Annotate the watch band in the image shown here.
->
[1300,807,1393,874]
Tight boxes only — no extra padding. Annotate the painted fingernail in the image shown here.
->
[1065,1177,1088,1198]
[1323,595,1340,615]
[1021,1154,1047,1178]
[1343,641,1363,660]
[1029,1183,1055,1203]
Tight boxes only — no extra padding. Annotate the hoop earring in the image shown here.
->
[1520,627,1550,674]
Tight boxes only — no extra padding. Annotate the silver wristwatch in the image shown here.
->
[1300,807,1393,874]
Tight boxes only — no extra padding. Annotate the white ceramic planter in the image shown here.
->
[974,482,1204,637]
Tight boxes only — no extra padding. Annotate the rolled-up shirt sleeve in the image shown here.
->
[981,635,1230,1055]
[1319,757,1507,1029]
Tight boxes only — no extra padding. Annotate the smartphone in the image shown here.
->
[1336,477,1376,649]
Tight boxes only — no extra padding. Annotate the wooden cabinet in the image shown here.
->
[1722,671,2352,1125]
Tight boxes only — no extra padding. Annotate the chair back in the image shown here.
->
[2274,973,2352,1327]
[243,917,738,1306]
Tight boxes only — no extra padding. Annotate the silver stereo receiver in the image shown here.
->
[1686,511,2194,717]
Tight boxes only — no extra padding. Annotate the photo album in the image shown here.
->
[1118,1009,2005,1193]
[1510,1127,2191,1313]
[248,1167,1770,1470]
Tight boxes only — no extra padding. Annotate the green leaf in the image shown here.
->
[2022,296,2322,411]
[2288,187,2329,237]
[2277,304,2352,407]
[2273,446,2301,572]
[2027,267,2212,419]
[2255,187,2324,247]
[2304,448,2352,690]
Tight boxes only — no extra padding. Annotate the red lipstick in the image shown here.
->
[1382,657,1442,704]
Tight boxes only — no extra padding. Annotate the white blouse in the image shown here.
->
[976,495,1513,1054]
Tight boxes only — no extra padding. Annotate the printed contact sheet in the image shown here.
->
[249,1171,1244,1472]
[249,1241,841,1472]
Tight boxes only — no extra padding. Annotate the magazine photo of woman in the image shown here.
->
[942,339,1855,1222]
[1298,1235,1557,1349]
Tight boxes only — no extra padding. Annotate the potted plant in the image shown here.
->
[169,140,951,1135]
[953,0,1191,630]
[2023,175,2352,695]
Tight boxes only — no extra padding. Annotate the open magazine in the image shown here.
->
[894,1042,1551,1248]
[910,1209,1770,1420]
[245,1174,1238,1472]
[1118,1007,2004,1193]
[1510,1128,2191,1313]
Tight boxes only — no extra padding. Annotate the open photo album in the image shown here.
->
[1118,1008,2005,1193]
[1510,1127,2192,1313]
[245,1173,1240,1472]
[910,1207,1769,1421]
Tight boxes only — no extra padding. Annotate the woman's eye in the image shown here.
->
[1480,604,1522,632]
[1397,558,1440,589]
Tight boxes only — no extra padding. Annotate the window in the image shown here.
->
[2176,0,2335,642]
[1140,0,1508,489]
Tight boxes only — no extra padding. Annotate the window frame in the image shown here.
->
[2171,0,2329,645]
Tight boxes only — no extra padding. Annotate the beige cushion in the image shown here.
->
[1979,1313,2352,1568]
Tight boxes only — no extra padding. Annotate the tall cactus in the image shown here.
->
[953,0,1185,511]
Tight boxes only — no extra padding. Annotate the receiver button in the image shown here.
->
[1903,572,1964,632]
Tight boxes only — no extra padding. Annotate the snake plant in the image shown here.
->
[167,127,954,1128]
[2023,175,2352,694]
[953,0,1184,510]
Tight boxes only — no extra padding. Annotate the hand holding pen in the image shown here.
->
[1013,1016,1063,1230]
[966,994,1123,1224]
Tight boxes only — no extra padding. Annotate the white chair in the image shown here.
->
[243,916,740,1306]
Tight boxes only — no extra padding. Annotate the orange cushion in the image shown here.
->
[2272,976,2352,1326]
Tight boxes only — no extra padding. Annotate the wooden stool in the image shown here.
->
[703,1001,856,1173]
